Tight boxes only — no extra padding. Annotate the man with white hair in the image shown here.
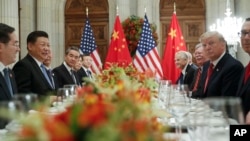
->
[175,50,197,89]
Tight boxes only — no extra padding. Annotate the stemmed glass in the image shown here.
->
[203,97,244,141]
[53,88,71,112]
[12,93,38,113]
[168,84,191,141]
[63,84,78,102]
[158,79,172,109]
[0,100,24,132]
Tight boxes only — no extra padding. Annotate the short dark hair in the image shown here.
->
[65,46,79,55]
[245,18,250,22]
[0,23,15,44]
[27,31,48,44]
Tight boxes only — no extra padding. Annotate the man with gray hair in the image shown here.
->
[196,31,243,98]
[174,50,197,89]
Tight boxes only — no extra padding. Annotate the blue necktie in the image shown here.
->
[40,64,54,88]
[3,68,13,96]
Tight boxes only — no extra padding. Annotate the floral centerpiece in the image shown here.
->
[122,15,159,57]
[6,64,170,141]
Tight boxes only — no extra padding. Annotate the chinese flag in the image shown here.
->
[161,12,187,82]
[104,15,132,69]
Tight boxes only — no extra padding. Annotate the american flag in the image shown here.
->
[80,18,102,74]
[133,14,163,79]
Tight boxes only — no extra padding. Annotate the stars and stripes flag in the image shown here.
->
[133,14,163,79]
[79,17,102,74]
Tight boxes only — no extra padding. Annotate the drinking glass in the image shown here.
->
[0,100,24,130]
[203,97,244,141]
[12,93,38,112]
[63,84,78,101]
[168,84,191,140]
[158,79,172,109]
[54,88,72,110]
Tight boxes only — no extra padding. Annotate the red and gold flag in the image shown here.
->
[104,16,132,69]
[161,12,187,82]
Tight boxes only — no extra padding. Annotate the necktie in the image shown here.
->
[70,69,77,84]
[87,70,92,78]
[192,68,201,91]
[40,64,53,88]
[244,62,250,84]
[46,69,55,89]
[3,68,13,96]
[204,63,214,92]
[179,73,184,84]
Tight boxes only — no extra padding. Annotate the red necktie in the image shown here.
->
[192,68,201,91]
[204,63,214,92]
[244,62,250,84]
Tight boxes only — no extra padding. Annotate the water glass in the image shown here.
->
[12,93,38,112]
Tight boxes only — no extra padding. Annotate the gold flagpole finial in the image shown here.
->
[174,2,176,14]
[116,5,119,16]
[86,7,88,17]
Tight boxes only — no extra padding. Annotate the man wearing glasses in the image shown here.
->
[236,18,250,122]
[0,23,19,101]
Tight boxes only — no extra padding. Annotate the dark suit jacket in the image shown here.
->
[196,53,243,98]
[12,54,56,96]
[53,64,81,88]
[0,69,18,101]
[236,66,250,117]
[176,64,197,90]
[77,67,89,85]
[190,68,202,98]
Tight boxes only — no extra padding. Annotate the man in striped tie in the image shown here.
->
[190,43,208,98]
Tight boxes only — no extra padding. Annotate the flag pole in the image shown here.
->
[174,2,176,14]
[86,7,88,17]
[144,6,146,14]
[116,5,119,16]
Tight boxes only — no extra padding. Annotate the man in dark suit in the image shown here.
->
[0,23,20,129]
[175,50,197,89]
[77,54,94,85]
[0,23,19,101]
[196,31,243,98]
[190,43,208,98]
[13,31,55,97]
[236,18,250,119]
[53,46,81,88]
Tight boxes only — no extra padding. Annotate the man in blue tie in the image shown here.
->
[13,31,54,97]
[0,23,19,101]
[0,23,20,129]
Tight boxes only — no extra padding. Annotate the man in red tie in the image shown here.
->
[196,31,243,98]
[190,43,208,98]
[236,18,250,119]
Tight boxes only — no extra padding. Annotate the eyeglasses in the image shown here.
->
[7,42,19,47]
[239,31,250,37]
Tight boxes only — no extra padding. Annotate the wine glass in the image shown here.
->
[63,84,78,102]
[203,97,244,141]
[0,100,24,131]
[12,93,38,112]
[168,84,191,140]
[54,88,72,111]
[158,79,172,109]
